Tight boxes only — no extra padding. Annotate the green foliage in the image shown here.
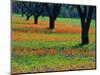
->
[12,1,96,19]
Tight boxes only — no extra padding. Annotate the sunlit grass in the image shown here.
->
[12,13,96,73]
[12,13,96,28]
[12,54,96,73]
[12,40,95,51]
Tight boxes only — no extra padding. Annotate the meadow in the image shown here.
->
[12,14,96,74]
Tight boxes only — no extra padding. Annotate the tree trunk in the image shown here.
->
[26,14,32,20]
[77,6,94,45]
[81,24,89,45]
[21,3,24,17]
[81,7,93,45]
[49,17,55,29]
[34,16,38,24]
[80,15,89,45]
[44,4,61,30]
[26,15,30,20]
[22,13,24,17]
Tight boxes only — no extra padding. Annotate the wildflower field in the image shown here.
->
[12,14,96,74]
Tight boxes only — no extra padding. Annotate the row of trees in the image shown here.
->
[12,1,96,45]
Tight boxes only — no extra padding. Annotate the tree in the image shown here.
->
[76,5,94,45]
[44,3,61,30]
[33,3,43,24]
[12,1,22,14]
[21,2,24,17]
[22,2,43,24]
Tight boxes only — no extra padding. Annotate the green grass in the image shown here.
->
[12,13,96,73]
[12,31,95,50]
[12,40,95,51]
[12,13,96,28]
[12,54,95,72]
[12,54,95,67]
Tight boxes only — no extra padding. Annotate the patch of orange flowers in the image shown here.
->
[12,16,95,34]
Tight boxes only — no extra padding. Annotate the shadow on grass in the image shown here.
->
[71,43,87,49]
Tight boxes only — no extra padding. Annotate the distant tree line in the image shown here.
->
[12,1,96,45]
[12,1,96,19]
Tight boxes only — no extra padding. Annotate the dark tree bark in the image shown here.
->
[45,4,61,29]
[49,17,55,29]
[77,6,94,45]
[26,15,30,20]
[33,3,43,24]
[22,3,43,24]
[21,2,24,17]
[34,15,39,24]
[26,14,32,20]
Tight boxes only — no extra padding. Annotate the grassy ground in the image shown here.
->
[12,13,96,28]
[12,14,96,74]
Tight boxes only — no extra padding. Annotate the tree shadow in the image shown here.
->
[71,43,87,49]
